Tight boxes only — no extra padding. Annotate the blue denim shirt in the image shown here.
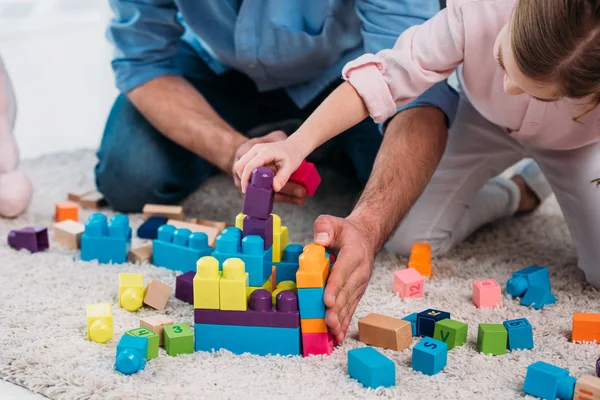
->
[108,0,457,123]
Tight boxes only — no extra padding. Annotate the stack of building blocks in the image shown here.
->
[153,225,214,273]
[412,338,448,376]
[523,361,576,400]
[575,376,600,399]
[119,273,144,312]
[128,244,153,264]
[143,279,172,311]
[241,167,275,249]
[408,243,432,278]
[54,220,85,250]
[477,323,507,355]
[86,303,113,344]
[81,214,131,264]
[8,227,48,253]
[142,204,184,221]
[358,313,412,351]
[55,201,79,222]
[125,328,159,360]
[348,347,395,389]
[115,335,147,375]
[164,323,194,356]
[504,318,534,350]
[140,315,174,346]
[289,160,322,197]
[393,267,424,299]
[166,219,222,247]
[175,271,196,304]
[137,216,168,239]
[433,319,468,350]
[506,265,556,309]
[572,312,600,343]
[417,309,450,337]
[472,279,502,308]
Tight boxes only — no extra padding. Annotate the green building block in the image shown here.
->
[477,324,507,355]
[164,323,194,356]
[433,319,468,350]
[125,328,159,360]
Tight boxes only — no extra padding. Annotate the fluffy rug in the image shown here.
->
[0,149,598,400]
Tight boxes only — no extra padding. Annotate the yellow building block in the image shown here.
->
[194,256,221,309]
[118,273,144,311]
[246,278,273,300]
[219,258,248,311]
[301,318,328,333]
[235,213,246,230]
[86,303,113,343]
[272,214,289,263]
[296,243,330,288]
[272,280,297,304]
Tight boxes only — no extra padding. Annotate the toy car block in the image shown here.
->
[140,315,174,346]
[402,313,418,336]
[115,335,147,375]
[242,166,275,219]
[503,318,534,350]
[128,244,153,264]
[472,279,502,308]
[506,265,556,309]
[477,323,507,355]
[412,338,448,376]
[572,312,600,342]
[79,191,106,209]
[153,225,214,273]
[142,204,184,220]
[275,244,302,283]
[302,331,335,356]
[164,323,194,356]
[125,328,159,360]
[433,319,468,350]
[55,201,79,222]
[54,219,84,250]
[271,280,296,304]
[523,361,576,400]
[143,278,172,311]
[417,309,450,337]
[357,313,411,351]
[194,323,301,356]
[289,160,321,197]
[235,213,246,230]
[81,214,130,264]
[408,242,432,278]
[166,219,221,247]
[137,216,168,239]
[575,376,600,400]
[393,268,424,299]
[272,214,289,263]
[86,303,113,344]
[296,243,330,289]
[119,273,144,312]
[219,258,248,311]
[297,286,326,319]
[348,347,395,389]
[173,270,194,305]
[68,188,95,202]
[8,227,48,253]
[301,318,328,334]
[243,215,273,249]
[193,257,221,309]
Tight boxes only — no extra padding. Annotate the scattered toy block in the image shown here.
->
[175,271,195,305]
[235,213,246,230]
[433,319,468,350]
[143,278,172,311]
[289,160,321,197]
[417,309,450,337]
[140,315,174,346]
[242,167,274,219]
[153,225,214,273]
[477,323,507,355]
[219,258,248,311]
[166,219,220,247]
[412,337,448,375]
[243,215,273,249]
[79,191,106,209]
[125,328,159,360]
[348,347,395,389]
[137,216,168,239]
[164,323,194,356]
[572,312,600,343]
[68,188,95,202]
[524,361,576,400]
[393,268,424,299]
[296,244,329,289]
[143,204,184,220]
[297,286,325,319]
[119,273,144,312]
[55,201,79,222]
[506,265,556,309]
[358,313,412,351]
[472,279,502,308]
[115,335,147,375]
[54,219,84,249]
[300,318,328,334]
[275,243,302,283]
[81,214,131,264]
[193,257,221,309]
[8,227,48,253]
[575,376,600,400]
[86,303,113,344]
[128,244,153,264]
[503,318,534,350]
[272,214,289,263]
[302,331,335,357]
[402,313,418,336]
[408,243,432,277]
[191,218,227,233]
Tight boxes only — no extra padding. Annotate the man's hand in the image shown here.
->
[232,130,307,205]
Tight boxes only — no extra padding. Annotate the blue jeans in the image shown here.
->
[95,42,382,212]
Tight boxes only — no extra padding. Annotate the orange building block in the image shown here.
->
[301,318,328,333]
[408,243,432,277]
[572,312,600,342]
[55,201,79,222]
[296,243,330,288]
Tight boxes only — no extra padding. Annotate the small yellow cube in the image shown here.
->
[86,303,113,343]
[272,214,289,263]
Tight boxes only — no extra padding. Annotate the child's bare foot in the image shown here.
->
[512,175,540,213]
[511,159,552,214]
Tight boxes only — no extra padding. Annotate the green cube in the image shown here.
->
[477,324,507,355]
[433,319,468,350]
[164,323,194,356]
[125,328,159,360]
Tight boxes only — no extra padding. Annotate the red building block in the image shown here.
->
[302,331,334,357]
[289,160,321,197]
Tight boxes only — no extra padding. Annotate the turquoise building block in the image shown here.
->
[297,287,325,319]
[115,335,147,375]
[274,244,302,283]
[211,227,272,287]
[412,338,448,376]
[194,323,300,356]
[348,347,395,389]
[152,225,214,273]
[402,313,418,336]
[81,213,131,264]
[506,265,556,309]
[503,318,534,350]
[523,361,576,400]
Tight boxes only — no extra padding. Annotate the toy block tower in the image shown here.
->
[81,214,131,264]
[153,225,214,273]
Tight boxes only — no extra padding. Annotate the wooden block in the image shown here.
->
[358,313,412,351]
[575,375,600,400]
[433,319,468,350]
[143,204,184,221]
[54,220,85,249]
[166,219,220,247]
[55,201,79,222]
[128,244,153,264]
[140,315,174,347]
[79,191,105,209]
[68,189,95,202]
[408,243,432,277]
[143,279,172,311]
[472,279,502,308]
[393,268,424,299]
[191,218,227,233]
[572,312,600,342]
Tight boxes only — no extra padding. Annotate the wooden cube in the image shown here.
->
[477,323,507,355]
[55,201,79,222]
[54,220,85,249]
[140,315,174,346]
[143,204,184,221]
[143,279,172,311]
[128,244,153,264]
[358,313,412,351]
[408,243,432,277]
[79,191,105,209]
[575,376,600,399]
[393,268,424,299]
[472,279,502,308]
[433,319,468,350]
[572,312,600,342]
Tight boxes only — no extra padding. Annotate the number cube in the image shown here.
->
[417,309,450,337]
[125,328,159,360]
[164,323,194,356]
[472,279,502,308]
[477,323,507,355]
[402,313,418,336]
[412,338,448,375]
[393,268,424,299]
[433,319,468,350]
[575,376,600,400]
[503,318,534,350]
[140,315,174,347]
[348,347,395,389]
[572,312,600,343]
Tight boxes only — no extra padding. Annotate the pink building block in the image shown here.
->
[302,331,334,357]
[289,160,321,197]
[393,268,424,299]
[473,279,502,308]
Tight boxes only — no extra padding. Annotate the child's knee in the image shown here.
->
[385,222,451,257]
[0,170,32,217]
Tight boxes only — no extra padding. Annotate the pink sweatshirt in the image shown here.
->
[343,0,600,150]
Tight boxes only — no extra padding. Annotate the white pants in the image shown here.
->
[386,96,600,287]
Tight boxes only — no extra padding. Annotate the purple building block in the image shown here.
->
[175,271,195,304]
[242,167,274,219]
[596,357,600,377]
[8,227,49,253]
[243,215,273,249]
[195,289,299,328]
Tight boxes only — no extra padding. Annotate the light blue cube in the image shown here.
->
[115,335,147,375]
[348,347,395,389]
[297,287,325,319]
[402,313,418,336]
[523,361,576,400]
[503,318,534,350]
[412,338,448,376]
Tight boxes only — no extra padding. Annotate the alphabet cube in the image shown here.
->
[575,376,600,400]
[219,258,248,311]
[402,313,418,336]
[358,313,412,351]
[54,220,85,250]
[472,279,502,308]
[86,303,113,344]
[393,268,424,299]
[143,278,172,311]
[348,347,395,389]
[140,315,174,346]
[55,201,79,222]
[408,243,432,277]
[503,318,534,350]
[477,323,507,355]
[153,225,214,273]
[125,328,159,360]
[81,214,130,264]
[433,319,468,350]
[115,335,147,375]
[412,338,448,375]
[572,312,600,343]
[417,309,450,337]
[164,323,194,356]
[119,273,144,312]
[524,361,576,400]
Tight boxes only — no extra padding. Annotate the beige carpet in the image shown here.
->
[0,149,599,400]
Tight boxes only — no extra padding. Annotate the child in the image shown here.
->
[236,0,600,286]
[0,55,32,217]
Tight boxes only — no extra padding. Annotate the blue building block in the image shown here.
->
[81,213,131,264]
[348,347,395,389]
[506,266,556,309]
[211,227,272,286]
[137,216,168,239]
[503,318,534,351]
[412,338,448,376]
[115,335,147,375]
[417,309,450,337]
[194,323,300,356]
[274,244,302,283]
[402,313,418,336]
[523,361,576,400]
[153,225,214,273]
[297,287,325,319]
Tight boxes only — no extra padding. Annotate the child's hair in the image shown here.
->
[511,0,600,119]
